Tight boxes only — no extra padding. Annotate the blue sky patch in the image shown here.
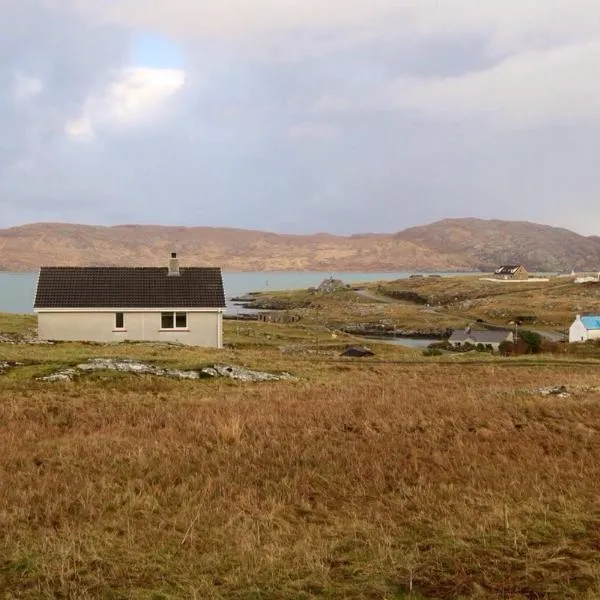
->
[129,31,185,69]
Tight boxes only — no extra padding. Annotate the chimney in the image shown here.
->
[168,252,180,277]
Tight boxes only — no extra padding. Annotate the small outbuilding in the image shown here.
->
[494,265,529,280]
[341,346,375,357]
[569,314,600,343]
[34,254,226,347]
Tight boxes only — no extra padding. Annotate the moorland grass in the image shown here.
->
[2,350,600,598]
[3,295,600,599]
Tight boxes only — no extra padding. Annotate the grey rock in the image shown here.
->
[317,277,347,293]
[43,368,79,382]
[539,385,570,398]
[40,359,295,383]
[200,364,297,382]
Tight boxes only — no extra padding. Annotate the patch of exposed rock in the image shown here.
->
[0,332,54,345]
[317,277,349,293]
[40,358,297,383]
[201,364,296,382]
[0,361,23,375]
[534,385,600,399]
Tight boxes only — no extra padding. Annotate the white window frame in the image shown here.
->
[160,311,188,331]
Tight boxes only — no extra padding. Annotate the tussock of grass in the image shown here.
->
[2,363,600,598]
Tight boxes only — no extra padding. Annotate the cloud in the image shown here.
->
[379,41,600,126]
[65,67,186,140]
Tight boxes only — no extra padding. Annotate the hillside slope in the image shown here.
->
[0,219,598,272]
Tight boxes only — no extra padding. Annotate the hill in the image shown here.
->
[0,218,598,272]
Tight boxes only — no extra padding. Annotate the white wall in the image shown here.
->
[37,310,222,347]
[568,317,600,343]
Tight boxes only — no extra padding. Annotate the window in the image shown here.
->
[115,312,125,330]
[161,312,187,329]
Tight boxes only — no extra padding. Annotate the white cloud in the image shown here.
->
[65,67,185,140]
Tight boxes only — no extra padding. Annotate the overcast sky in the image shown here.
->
[1,0,599,234]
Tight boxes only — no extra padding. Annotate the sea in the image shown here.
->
[0,270,466,315]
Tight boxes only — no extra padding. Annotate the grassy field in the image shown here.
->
[3,279,600,599]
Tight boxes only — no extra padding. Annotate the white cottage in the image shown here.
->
[34,254,226,347]
[569,315,600,343]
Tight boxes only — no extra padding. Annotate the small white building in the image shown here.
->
[569,315,600,343]
[34,254,226,347]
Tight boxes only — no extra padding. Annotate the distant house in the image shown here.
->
[494,265,529,280]
[34,253,226,347]
[449,327,514,350]
[569,315,600,343]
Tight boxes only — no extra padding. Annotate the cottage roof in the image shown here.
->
[580,316,600,330]
[34,267,226,309]
[494,265,525,275]
[449,329,512,344]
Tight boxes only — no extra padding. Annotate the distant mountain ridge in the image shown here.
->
[0,218,599,272]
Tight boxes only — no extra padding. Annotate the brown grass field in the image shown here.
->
[2,285,600,598]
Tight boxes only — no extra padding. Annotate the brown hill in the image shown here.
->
[0,218,598,272]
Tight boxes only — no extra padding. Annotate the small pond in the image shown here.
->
[360,336,442,349]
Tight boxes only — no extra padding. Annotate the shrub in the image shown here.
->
[422,348,443,357]
[519,330,543,354]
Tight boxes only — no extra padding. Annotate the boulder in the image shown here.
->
[317,277,347,293]
[539,385,570,398]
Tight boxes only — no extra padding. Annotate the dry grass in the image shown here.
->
[0,312,36,335]
[375,277,600,330]
[2,358,600,598]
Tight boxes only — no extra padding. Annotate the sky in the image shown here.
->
[1,0,599,235]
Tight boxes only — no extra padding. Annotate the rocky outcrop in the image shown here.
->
[317,278,348,293]
[201,364,297,382]
[40,358,297,383]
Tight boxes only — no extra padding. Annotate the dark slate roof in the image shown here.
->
[449,329,512,344]
[34,267,226,309]
[494,265,525,275]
